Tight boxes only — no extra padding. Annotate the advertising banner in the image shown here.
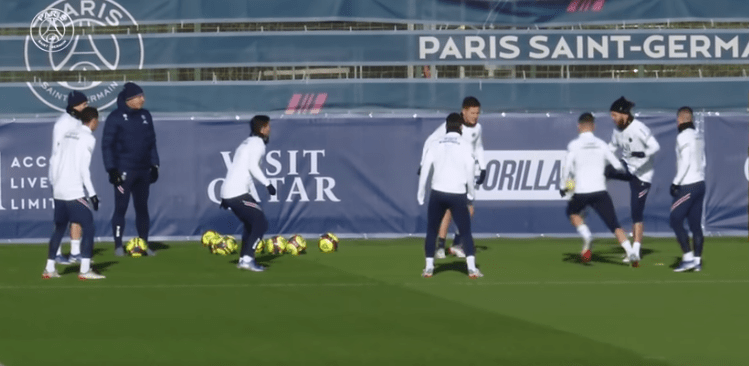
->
[6,30,749,72]
[1,112,745,242]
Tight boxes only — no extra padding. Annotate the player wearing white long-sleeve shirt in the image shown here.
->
[220,115,277,272]
[419,96,484,258]
[44,107,103,280]
[669,107,706,273]
[561,113,638,266]
[48,91,88,264]
[418,113,482,278]
[607,96,660,262]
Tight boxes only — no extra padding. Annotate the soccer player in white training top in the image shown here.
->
[220,115,277,272]
[419,96,485,259]
[46,107,104,280]
[418,113,482,278]
[48,91,88,265]
[669,106,706,273]
[607,96,660,264]
[561,113,639,266]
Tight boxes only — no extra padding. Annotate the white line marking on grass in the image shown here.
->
[409,279,749,286]
[1,278,748,290]
[0,282,382,290]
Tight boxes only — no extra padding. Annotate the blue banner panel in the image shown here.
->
[3,1,749,28]
[703,115,749,233]
[6,29,749,71]
[1,79,749,116]
[0,112,745,242]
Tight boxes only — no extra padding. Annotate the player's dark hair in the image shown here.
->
[250,115,271,143]
[677,106,693,117]
[79,107,99,124]
[250,115,270,135]
[462,96,481,109]
[445,112,463,134]
[578,112,595,124]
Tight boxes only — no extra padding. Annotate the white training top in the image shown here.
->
[221,136,270,200]
[608,119,660,183]
[563,131,623,194]
[49,112,81,181]
[417,132,476,205]
[50,125,97,200]
[673,127,705,185]
[421,122,486,172]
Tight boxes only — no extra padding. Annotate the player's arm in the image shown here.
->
[49,121,63,182]
[464,148,476,201]
[100,113,119,172]
[672,137,691,185]
[474,124,487,170]
[603,141,624,171]
[642,133,660,157]
[50,116,65,155]
[561,145,574,183]
[631,126,660,158]
[147,111,160,167]
[417,149,434,205]
[79,136,97,198]
[559,144,576,196]
[247,141,270,187]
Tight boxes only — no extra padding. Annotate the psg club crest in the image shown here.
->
[25,0,144,112]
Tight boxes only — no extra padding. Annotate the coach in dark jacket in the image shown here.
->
[101,82,159,256]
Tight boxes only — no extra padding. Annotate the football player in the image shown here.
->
[419,97,486,259]
[45,107,104,279]
[561,113,638,266]
[670,107,706,272]
[220,115,277,272]
[607,96,660,263]
[418,113,482,278]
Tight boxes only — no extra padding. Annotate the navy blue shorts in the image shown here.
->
[566,191,621,233]
[628,177,651,223]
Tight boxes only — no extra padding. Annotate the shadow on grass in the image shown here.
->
[434,260,468,275]
[474,245,489,253]
[148,242,171,251]
[60,260,118,275]
[563,244,658,266]
[562,252,629,266]
[668,256,683,269]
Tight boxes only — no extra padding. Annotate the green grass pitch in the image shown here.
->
[1,237,747,366]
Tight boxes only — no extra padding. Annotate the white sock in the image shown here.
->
[241,255,253,264]
[576,224,592,250]
[45,260,56,273]
[620,240,633,256]
[683,251,694,262]
[80,258,91,273]
[633,242,641,256]
[694,257,701,265]
[425,257,434,269]
[466,256,476,271]
[56,244,62,256]
[70,240,81,256]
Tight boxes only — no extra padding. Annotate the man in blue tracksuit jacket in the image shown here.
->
[101,82,160,256]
